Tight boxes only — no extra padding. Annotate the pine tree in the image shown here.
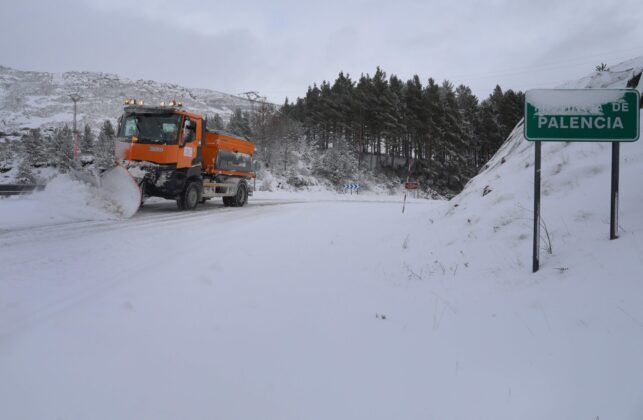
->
[95,120,116,171]
[251,101,277,166]
[424,78,442,161]
[498,89,524,139]
[21,128,46,167]
[330,72,355,143]
[404,75,426,160]
[386,75,406,163]
[476,100,503,162]
[437,81,467,188]
[0,141,14,172]
[47,125,76,172]
[226,108,252,138]
[455,85,479,168]
[370,67,395,159]
[303,84,322,147]
[80,124,95,155]
[353,75,372,158]
[103,119,115,137]
[279,117,304,172]
[16,158,36,184]
[209,113,225,131]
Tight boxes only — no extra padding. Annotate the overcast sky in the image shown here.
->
[1,0,643,103]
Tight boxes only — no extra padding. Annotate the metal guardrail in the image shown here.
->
[0,184,45,196]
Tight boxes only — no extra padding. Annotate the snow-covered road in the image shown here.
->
[0,195,423,335]
[1,196,446,420]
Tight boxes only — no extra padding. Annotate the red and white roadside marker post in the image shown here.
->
[402,159,414,214]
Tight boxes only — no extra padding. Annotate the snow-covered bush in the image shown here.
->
[312,147,359,187]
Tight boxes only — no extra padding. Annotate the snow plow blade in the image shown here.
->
[98,165,142,218]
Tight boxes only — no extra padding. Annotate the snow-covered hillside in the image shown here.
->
[0,65,255,137]
[1,58,643,420]
[438,56,643,272]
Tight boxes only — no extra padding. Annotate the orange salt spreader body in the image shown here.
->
[116,101,255,210]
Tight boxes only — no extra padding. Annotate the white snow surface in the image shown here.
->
[0,175,121,229]
[1,57,643,420]
[0,166,145,230]
[527,89,627,115]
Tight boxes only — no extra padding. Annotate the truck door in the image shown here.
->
[177,117,202,169]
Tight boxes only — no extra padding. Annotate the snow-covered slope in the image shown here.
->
[438,56,643,273]
[0,65,255,137]
[387,58,643,418]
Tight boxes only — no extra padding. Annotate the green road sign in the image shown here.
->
[524,89,640,142]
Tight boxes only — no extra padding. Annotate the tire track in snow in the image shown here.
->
[0,197,419,247]
[0,197,410,340]
[0,199,302,246]
[0,201,304,340]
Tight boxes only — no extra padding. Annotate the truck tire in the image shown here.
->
[177,181,201,210]
[231,182,248,207]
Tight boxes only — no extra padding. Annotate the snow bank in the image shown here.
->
[0,171,139,230]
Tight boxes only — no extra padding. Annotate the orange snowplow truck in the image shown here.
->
[116,100,255,210]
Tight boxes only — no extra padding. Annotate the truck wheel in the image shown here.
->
[178,181,201,210]
[231,183,247,207]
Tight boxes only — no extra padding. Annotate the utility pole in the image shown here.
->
[69,94,81,159]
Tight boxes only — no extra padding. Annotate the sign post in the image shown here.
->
[402,159,413,214]
[611,142,619,240]
[524,89,640,272]
[533,141,541,272]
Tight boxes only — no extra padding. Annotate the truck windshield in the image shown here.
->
[119,114,182,144]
